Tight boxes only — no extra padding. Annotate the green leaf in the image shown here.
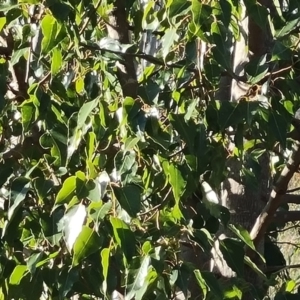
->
[86,131,96,161]
[220,238,245,277]
[58,268,79,298]
[223,285,242,299]
[72,226,103,266]
[175,264,190,298]
[168,163,187,202]
[51,48,62,75]
[63,204,87,252]
[75,77,85,94]
[191,1,211,38]
[194,270,223,299]
[271,41,293,61]
[211,21,231,69]
[89,201,112,227]
[78,99,98,127]
[275,17,300,38]
[9,265,28,285]
[161,27,178,59]
[194,270,208,298]
[21,103,35,132]
[0,159,14,187]
[54,176,76,207]
[11,47,29,66]
[229,224,256,251]
[244,256,266,279]
[244,0,269,30]
[101,248,110,295]
[285,280,296,293]
[67,99,98,162]
[34,178,54,201]
[167,0,190,19]
[126,255,152,300]
[169,114,196,153]
[6,8,22,24]
[270,110,287,148]
[41,14,58,54]
[110,217,136,262]
[0,17,6,31]
[113,185,141,217]
[8,177,31,221]
[201,181,221,218]
[245,55,268,84]
[27,252,44,275]
[191,0,203,26]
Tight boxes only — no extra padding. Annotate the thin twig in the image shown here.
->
[79,0,102,35]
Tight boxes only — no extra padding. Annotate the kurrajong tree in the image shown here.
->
[1,0,300,299]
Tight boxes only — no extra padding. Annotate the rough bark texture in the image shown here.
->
[212,1,273,298]
[106,0,138,99]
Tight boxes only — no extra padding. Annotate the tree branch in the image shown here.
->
[265,264,300,273]
[281,194,300,205]
[250,140,300,247]
[273,210,300,224]
[105,0,138,98]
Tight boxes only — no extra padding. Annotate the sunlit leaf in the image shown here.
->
[72,226,103,266]
[51,48,63,75]
[8,177,31,221]
[41,14,58,54]
[9,265,28,285]
[101,248,110,295]
[126,256,151,300]
[63,203,87,252]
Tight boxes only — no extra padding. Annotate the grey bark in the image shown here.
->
[106,0,138,99]
[211,1,273,298]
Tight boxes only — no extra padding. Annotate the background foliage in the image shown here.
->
[0,0,300,299]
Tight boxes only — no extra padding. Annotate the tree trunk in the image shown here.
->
[212,1,274,299]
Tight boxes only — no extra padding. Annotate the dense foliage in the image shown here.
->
[1,0,300,299]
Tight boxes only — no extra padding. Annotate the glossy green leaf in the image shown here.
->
[27,252,44,275]
[75,77,85,94]
[21,103,35,132]
[55,176,76,207]
[110,217,136,262]
[194,270,223,299]
[58,268,79,298]
[11,47,29,66]
[126,255,151,300]
[89,201,112,227]
[161,28,178,59]
[9,265,28,285]
[34,178,54,201]
[0,17,6,31]
[63,203,87,252]
[269,110,287,147]
[113,185,141,217]
[101,248,110,295]
[169,114,196,153]
[244,0,269,30]
[275,17,300,38]
[168,163,187,202]
[51,48,62,75]
[245,55,268,84]
[167,0,190,19]
[211,21,231,69]
[8,177,31,221]
[72,226,103,266]
[41,14,58,54]
[220,238,244,277]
